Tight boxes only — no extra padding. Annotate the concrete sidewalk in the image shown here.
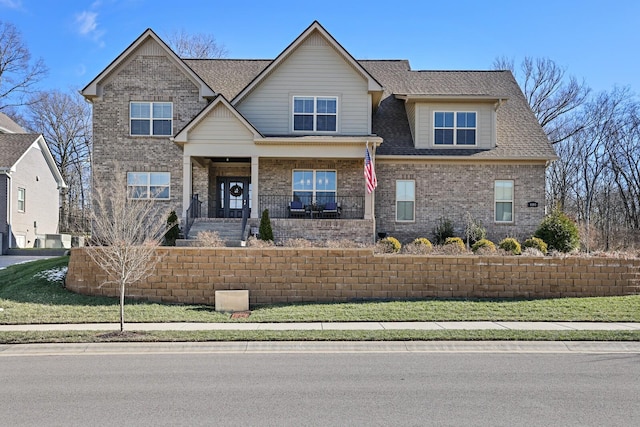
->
[1,321,639,332]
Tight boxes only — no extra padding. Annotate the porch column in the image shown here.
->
[182,154,192,219]
[251,156,259,219]
[364,190,374,219]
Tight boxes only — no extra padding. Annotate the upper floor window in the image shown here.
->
[434,111,476,145]
[495,180,514,222]
[293,96,337,132]
[396,180,415,222]
[130,102,172,136]
[292,169,336,206]
[17,187,25,212]
[127,172,170,200]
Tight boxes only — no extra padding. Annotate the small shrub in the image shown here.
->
[464,215,487,247]
[196,230,225,247]
[283,238,314,247]
[403,238,433,255]
[498,237,522,255]
[164,210,180,246]
[259,209,274,242]
[433,217,454,245]
[444,236,466,253]
[523,237,548,255]
[471,238,496,253]
[534,210,579,253]
[522,247,545,257]
[246,236,275,247]
[376,236,402,253]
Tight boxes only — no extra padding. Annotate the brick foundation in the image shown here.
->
[66,248,640,305]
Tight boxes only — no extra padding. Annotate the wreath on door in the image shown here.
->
[229,184,243,197]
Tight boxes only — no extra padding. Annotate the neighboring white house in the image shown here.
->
[0,112,66,254]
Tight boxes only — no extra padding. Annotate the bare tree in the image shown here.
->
[25,89,92,232]
[165,29,228,59]
[493,56,590,144]
[0,21,48,109]
[86,169,172,332]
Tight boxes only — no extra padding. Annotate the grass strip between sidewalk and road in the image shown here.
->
[1,256,639,344]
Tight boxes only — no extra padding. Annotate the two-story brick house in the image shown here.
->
[82,21,556,245]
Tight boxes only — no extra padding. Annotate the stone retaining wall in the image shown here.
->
[66,248,640,305]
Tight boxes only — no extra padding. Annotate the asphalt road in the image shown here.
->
[1,350,638,426]
[0,255,53,269]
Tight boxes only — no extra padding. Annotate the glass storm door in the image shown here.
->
[217,177,251,218]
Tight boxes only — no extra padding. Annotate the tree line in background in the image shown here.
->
[494,57,640,251]
[2,20,639,250]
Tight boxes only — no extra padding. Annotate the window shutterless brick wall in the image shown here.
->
[66,248,640,305]
[374,161,547,243]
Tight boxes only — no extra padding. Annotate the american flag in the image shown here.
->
[364,146,377,193]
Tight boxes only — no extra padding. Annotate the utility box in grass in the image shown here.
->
[215,290,249,312]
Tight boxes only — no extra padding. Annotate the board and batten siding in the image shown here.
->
[236,32,370,136]
[413,102,496,149]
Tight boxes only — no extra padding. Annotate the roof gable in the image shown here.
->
[172,95,262,143]
[0,112,25,134]
[232,21,383,106]
[0,133,66,187]
[81,29,215,100]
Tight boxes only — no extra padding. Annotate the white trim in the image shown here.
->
[395,179,415,222]
[17,187,26,212]
[433,111,477,146]
[130,101,173,136]
[292,169,337,204]
[494,179,514,223]
[291,96,339,133]
[127,171,171,200]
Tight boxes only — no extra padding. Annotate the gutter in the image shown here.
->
[1,168,12,253]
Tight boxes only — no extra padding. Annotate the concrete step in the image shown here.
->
[187,219,245,242]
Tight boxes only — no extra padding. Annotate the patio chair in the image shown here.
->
[321,201,341,218]
[288,200,306,218]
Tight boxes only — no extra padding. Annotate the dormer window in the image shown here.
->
[293,96,337,132]
[434,111,476,145]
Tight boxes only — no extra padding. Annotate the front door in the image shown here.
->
[217,177,251,218]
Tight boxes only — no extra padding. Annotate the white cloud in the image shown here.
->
[0,0,23,9]
[75,11,98,36]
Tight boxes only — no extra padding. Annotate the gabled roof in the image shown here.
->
[81,28,215,100]
[0,133,66,188]
[0,112,25,134]
[172,94,263,143]
[231,21,384,106]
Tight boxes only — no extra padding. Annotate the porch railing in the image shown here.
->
[258,195,364,219]
[184,194,202,239]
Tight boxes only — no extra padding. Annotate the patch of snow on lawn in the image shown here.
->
[35,267,68,284]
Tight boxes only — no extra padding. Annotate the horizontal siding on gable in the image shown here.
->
[189,105,254,143]
[237,33,370,136]
[415,103,495,149]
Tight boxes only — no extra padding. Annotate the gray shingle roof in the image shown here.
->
[0,133,40,168]
[182,58,556,160]
[0,112,26,133]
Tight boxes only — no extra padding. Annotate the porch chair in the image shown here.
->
[321,201,341,218]
[288,200,307,218]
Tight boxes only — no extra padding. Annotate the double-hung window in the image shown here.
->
[17,188,26,212]
[434,111,476,145]
[130,102,173,136]
[292,170,336,206]
[127,172,170,200]
[396,180,415,222]
[293,96,337,132]
[495,180,514,222]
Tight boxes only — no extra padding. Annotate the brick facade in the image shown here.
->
[91,43,208,214]
[374,161,547,243]
[66,248,640,305]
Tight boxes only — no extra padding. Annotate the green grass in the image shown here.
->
[1,256,639,343]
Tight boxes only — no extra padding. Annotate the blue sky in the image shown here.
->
[2,0,638,95]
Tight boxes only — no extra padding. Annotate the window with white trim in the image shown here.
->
[434,111,476,145]
[130,102,173,136]
[292,170,336,206]
[17,187,25,212]
[396,180,415,222]
[127,172,170,199]
[495,180,514,222]
[293,96,337,132]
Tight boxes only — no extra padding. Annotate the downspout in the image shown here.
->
[1,168,12,253]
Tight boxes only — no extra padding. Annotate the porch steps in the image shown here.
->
[183,218,245,247]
